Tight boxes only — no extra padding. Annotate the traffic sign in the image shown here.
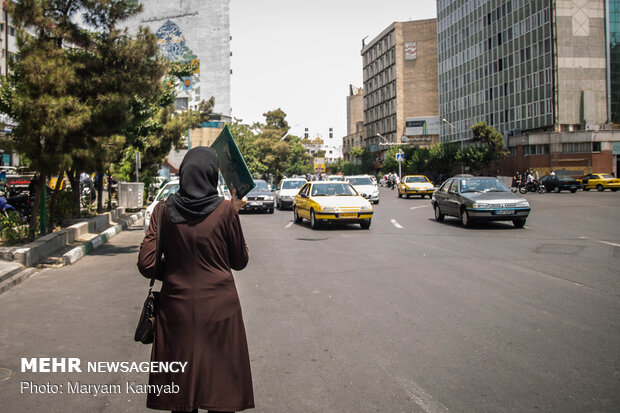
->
[395,152,404,162]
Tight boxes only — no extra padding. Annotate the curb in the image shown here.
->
[62,211,144,265]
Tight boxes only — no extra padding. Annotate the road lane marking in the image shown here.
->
[284,222,293,229]
[376,359,450,413]
[391,219,404,229]
[410,205,431,210]
[596,240,620,248]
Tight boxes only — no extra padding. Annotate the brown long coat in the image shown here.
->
[138,201,254,411]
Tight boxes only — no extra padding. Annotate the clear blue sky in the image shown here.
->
[230,1,437,145]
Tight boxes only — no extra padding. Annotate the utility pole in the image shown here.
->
[443,118,463,173]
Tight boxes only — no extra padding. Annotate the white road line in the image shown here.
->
[284,221,293,229]
[391,219,404,229]
[596,240,620,248]
[410,205,431,210]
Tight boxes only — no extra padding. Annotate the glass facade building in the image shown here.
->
[437,0,554,143]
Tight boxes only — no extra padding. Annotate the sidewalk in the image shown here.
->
[0,208,144,294]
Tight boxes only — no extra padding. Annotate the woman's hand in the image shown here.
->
[230,187,247,212]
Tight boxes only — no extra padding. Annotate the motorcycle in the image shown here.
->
[518,179,545,194]
[6,192,32,223]
[0,195,23,229]
[80,182,97,207]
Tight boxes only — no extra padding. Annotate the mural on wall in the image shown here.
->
[155,20,201,102]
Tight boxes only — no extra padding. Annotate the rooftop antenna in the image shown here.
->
[362,36,368,48]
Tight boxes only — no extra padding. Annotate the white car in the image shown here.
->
[144,180,179,232]
[345,175,380,204]
[143,179,229,231]
[275,178,307,209]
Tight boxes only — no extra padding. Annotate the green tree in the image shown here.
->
[455,121,507,175]
[284,135,313,177]
[349,146,374,174]
[0,0,92,237]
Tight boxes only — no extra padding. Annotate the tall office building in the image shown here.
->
[609,0,620,124]
[124,0,231,118]
[343,85,365,162]
[361,19,438,157]
[438,0,620,175]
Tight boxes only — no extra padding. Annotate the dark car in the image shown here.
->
[431,176,531,228]
[241,179,275,214]
[540,174,579,193]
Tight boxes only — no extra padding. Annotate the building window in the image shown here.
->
[524,144,549,155]
[9,26,15,37]
[561,142,599,153]
[174,97,188,111]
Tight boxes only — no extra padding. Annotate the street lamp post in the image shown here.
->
[442,118,463,173]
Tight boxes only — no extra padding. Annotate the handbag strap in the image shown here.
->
[149,202,165,288]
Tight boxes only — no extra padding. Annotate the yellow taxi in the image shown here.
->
[578,173,620,192]
[293,181,373,229]
[397,175,435,198]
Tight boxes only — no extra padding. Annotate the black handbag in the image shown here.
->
[134,203,164,344]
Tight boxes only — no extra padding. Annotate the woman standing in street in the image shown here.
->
[138,147,254,413]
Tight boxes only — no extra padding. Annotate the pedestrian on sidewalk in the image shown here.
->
[138,146,254,413]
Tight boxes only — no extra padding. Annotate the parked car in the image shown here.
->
[275,178,307,209]
[540,174,579,193]
[398,175,435,198]
[578,173,620,191]
[293,181,373,229]
[345,175,380,204]
[431,176,531,228]
[241,179,275,213]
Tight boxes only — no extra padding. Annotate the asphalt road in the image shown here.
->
[0,187,618,412]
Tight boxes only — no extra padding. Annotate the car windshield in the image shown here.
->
[404,176,428,183]
[252,181,270,191]
[311,183,357,196]
[156,184,179,201]
[347,177,373,186]
[282,180,306,189]
[328,176,344,181]
[601,174,615,179]
[460,178,509,193]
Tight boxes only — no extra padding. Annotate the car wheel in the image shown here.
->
[434,204,444,222]
[275,199,280,209]
[310,209,320,229]
[460,207,472,228]
[360,219,371,230]
[421,194,425,199]
[513,218,526,228]
[583,187,590,191]
[268,208,274,214]
[553,186,560,193]
[398,190,402,198]
[597,184,604,191]
[293,207,302,223]
[374,200,380,205]
[611,188,618,192]
[406,193,410,199]
[570,188,577,193]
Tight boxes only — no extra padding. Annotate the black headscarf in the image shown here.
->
[166,147,224,224]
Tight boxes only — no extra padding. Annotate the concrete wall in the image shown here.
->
[124,0,231,117]
[556,0,607,127]
[397,19,438,141]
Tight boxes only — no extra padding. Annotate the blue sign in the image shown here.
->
[2,154,10,165]
[201,121,224,128]
[396,152,405,162]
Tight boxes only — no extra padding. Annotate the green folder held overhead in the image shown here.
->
[210,125,255,199]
